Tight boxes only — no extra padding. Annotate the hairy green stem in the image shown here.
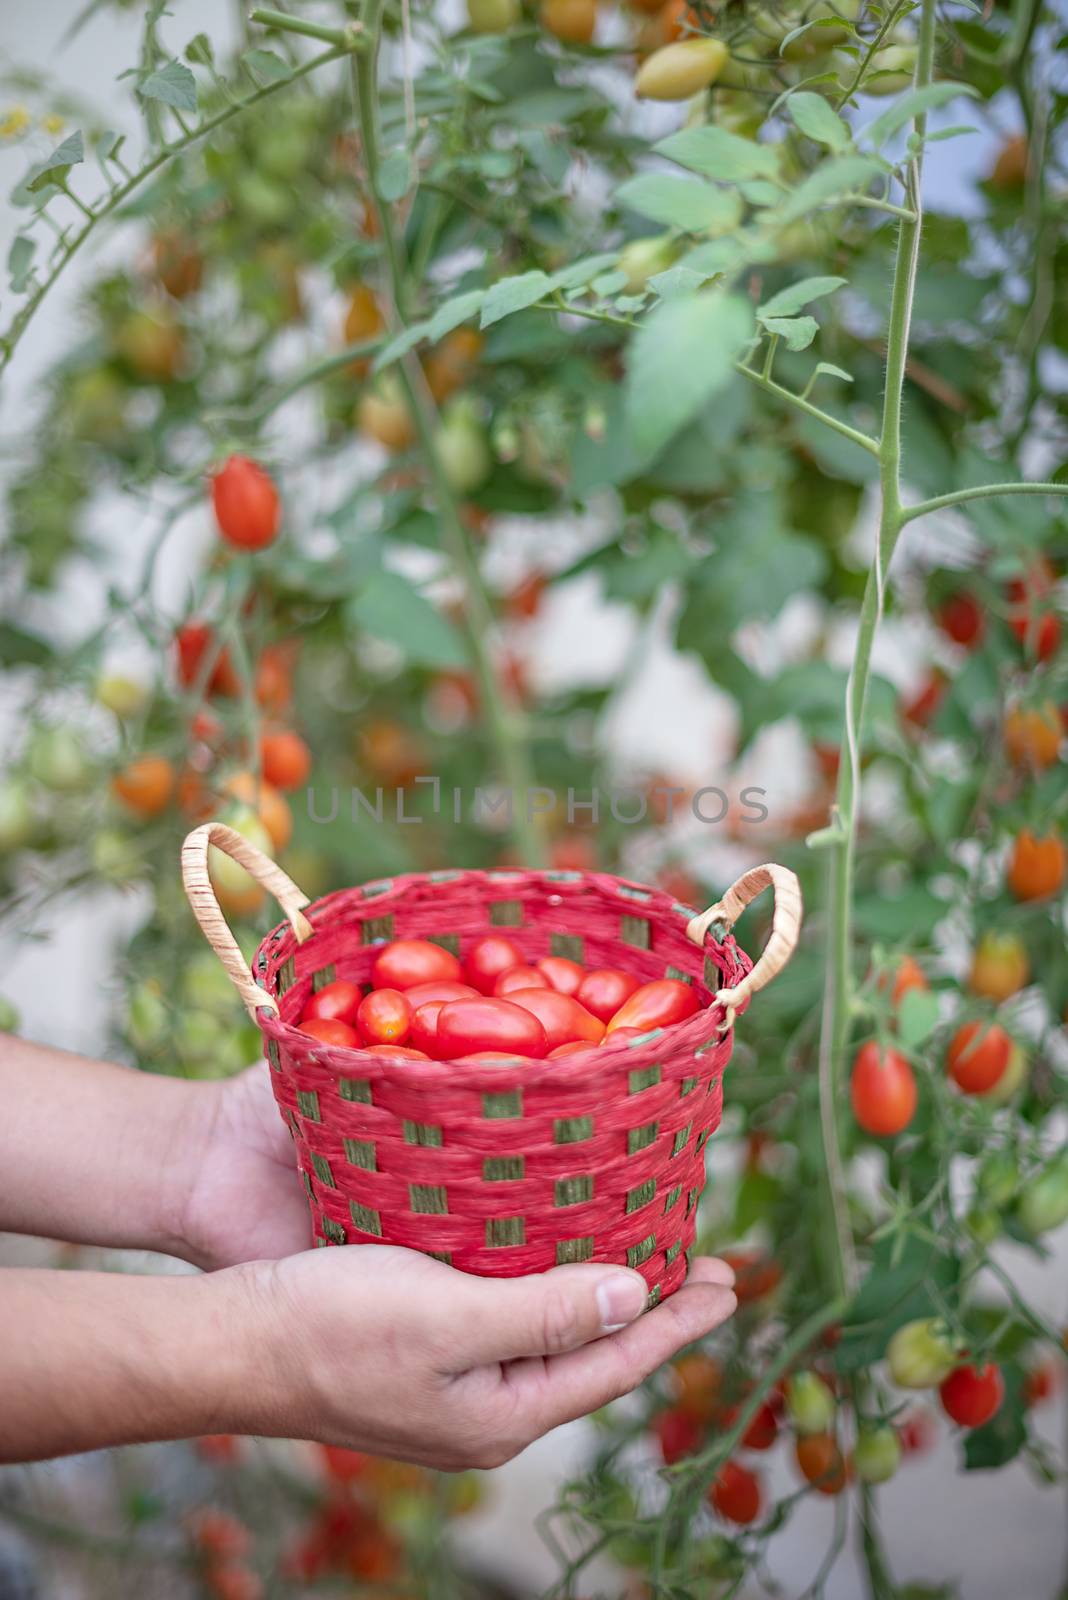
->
[899,479,1068,523]
[249,7,360,46]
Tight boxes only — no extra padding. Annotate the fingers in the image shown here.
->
[435,1262,651,1369]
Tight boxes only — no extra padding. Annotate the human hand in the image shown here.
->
[232,1245,736,1469]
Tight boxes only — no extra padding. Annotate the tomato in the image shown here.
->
[95,673,149,719]
[208,809,273,917]
[1004,701,1062,768]
[111,754,174,818]
[887,1319,957,1389]
[898,1409,937,1455]
[29,727,93,792]
[901,669,947,729]
[720,1251,782,1303]
[990,132,1028,189]
[635,38,729,99]
[1017,1154,1068,1235]
[435,404,491,494]
[467,0,521,32]
[672,1352,722,1419]
[709,1461,762,1525]
[260,730,311,792]
[299,1017,360,1048]
[175,622,241,697]
[541,0,597,44]
[504,573,547,622]
[410,1001,446,1056]
[318,1443,370,1482]
[946,1020,1013,1095]
[153,231,204,299]
[404,980,477,1007]
[116,308,184,382]
[195,1434,241,1466]
[360,720,426,788]
[1023,1362,1058,1407]
[188,1508,251,1560]
[939,1363,1004,1428]
[424,327,484,403]
[212,455,280,551]
[850,1041,917,1136]
[503,988,605,1049]
[936,592,984,648]
[785,1372,836,1435]
[886,955,927,1007]
[653,1406,703,1464]
[464,935,525,994]
[547,1040,592,1058]
[435,997,548,1058]
[1007,829,1066,901]
[357,380,415,452]
[968,932,1030,1003]
[1007,559,1061,661]
[373,939,462,990]
[356,988,411,1046]
[223,772,293,853]
[853,1426,901,1484]
[604,978,699,1035]
[453,1051,527,1064]
[206,1567,264,1600]
[494,966,549,996]
[342,283,384,376]
[576,967,641,1023]
[254,641,297,712]
[364,1044,430,1059]
[535,956,585,996]
[715,1398,778,1451]
[794,1433,847,1495]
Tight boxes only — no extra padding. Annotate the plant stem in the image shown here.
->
[249,7,360,46]
[737,362,881,456]
[899,479,1068,523]
[351,4,544,865]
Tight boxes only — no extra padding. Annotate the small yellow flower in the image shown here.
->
[0,106,31,140]
[41,113,65,136]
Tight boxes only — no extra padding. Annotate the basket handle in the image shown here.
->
[686,863,803,1031]
[181,822,314,1021]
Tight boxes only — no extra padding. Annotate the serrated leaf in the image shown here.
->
[761,314,818,351]
[861,82,978,149]
[379,150,412,202]
[479,271,552,329]
[775,154,883,224]
[788,91,850,151]
[25,130,84,193]
[655,125,780,181]
[241,47,290,86]
[617,173,741,233]
[897,988,940,1048]
[624,291,753,459]
[7,235,35,292]
[139,59,198,113]
[349,571,467,669]
[759,274,846,319]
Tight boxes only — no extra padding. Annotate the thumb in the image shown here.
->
[440,1263,650,1369]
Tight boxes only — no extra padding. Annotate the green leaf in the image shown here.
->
[95,129,125,164]
[139,59,198,113]
[426,288,486,341]
[655,125,780,181]
[649,265,712,299]
[185,32,214,67]
[624,292,753,460]
[775,155,883,224]
[788,91,850,151]
[617,174,741,234]
[7,235,35,292]
[897,988,940,1048]
[963,1367,1028,1471]
[760,314,818,351]
[812,361,853,385]
[836,1236,959,1372]
[241,47,291,86]
[348,571,467,669]
[0,621,51,667]
[480,270,551,329]
[552,253,620,291]
[25,130,85,194]
[379,150,412,202]
[759,274,846,319]
[861,82,978,149]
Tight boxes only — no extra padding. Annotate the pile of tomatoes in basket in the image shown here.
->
[295,935,703,1062]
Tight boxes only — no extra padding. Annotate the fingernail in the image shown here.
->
[597,1272,647,1333]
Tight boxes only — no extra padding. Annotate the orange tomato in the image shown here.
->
[260,730,311,792]
[541,0,597,43]
[357,381,415,452]
[111,754,174,818]
[968,931,1030,1003]
[223,771,293,852]
[990,132,1028,189]
[1007,829,1066,901]
[424,327,484,404]
[254,641,298,713]
[881,954,928,1008]
[1004,702,1062,768]
[343,283,384,376]
[795,1433,847,1495]
[719,1250,782,1303]
[153,231,203,299]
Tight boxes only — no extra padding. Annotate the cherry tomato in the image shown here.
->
[195,1433,241,1465]
[356,988,412,1046]
[410,1001,446,1056]
[503,988,605,1049]
[653,1407,703,1465]
[715,1398,778,1451]
[1023,1362,1058,1407]
[212,454,280,551]
[254,641,297,712]
[534,956,585,995]
[436,997,548,1059]
[969,932,1030,1003]
[672,1352,723,1420]
[260,730,311,792]
[794,1433,847,1495]
[404,980,478,1007]
[720,1251,782,1304]
[1004,701,1062,768]
[175,621,240,696]
[901,669,947,729]
[424,326,483,404]
[709,1460,762,1525]
[899,1409,937,1455]
[636,38,729,99]
[785,1371,836,1435]
[372,939,462,990]
[541,0,597,44]
[885,955,927,1007]
[1007,558,1061,661]
[939,1363,1004,1428]
[1007,829,1066,901]
[318,1443,370,1482]
[363,1044,430,1060]
[604,978,699,1035]
[601,1025,650,1044]
[495,966,550,996]
[576,968,641,1023]
[111,754,174,818]
[1017,1154,1068,1234]
[223,772,293,853]
[302,979,362,1027]
[946,1021,1012,1095]
[547,1040,592,1058]
[464,935,525,994]
[206,1567,264,1600]
[936,591,985,648]
[187,1509,252,1560]
[850,1041,917,1136]
[887,1319,957,1389]
[299,1018,359,1048]
[853,1426,902,1484]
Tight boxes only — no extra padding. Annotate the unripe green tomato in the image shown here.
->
[857,43,917,94]
[182,950,241,1016]
[785,1370,836,1434]
[467,0,520,30]
[28,728,93,793]
[0,995,20,1033]
[635,39,730,101]
[964,1204,1001,1247]
[977,1150,1020,1209]
[67,368,127,444]
[91,829,145,884]
[981,1043,1028,1106]
[618,235,678,294]
[176,1008,219,1064]
[95,673,149,719]
[853,1426,901,1484]
[435,405,492,494]
[1017,1155,1068,1236]
[886,1319,957,1389]
[209,807,275,898]
[237,172,292,227]
[0,779,37,851]
[126,980,169,1052]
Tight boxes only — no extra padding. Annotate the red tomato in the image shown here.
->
[503,988,605,1049]
[206,1566,264,1600]
[495,966,550,996]
[720,1251,782,1304]
[1023,1362,1057,1407]
[939,1363,1004,1428]
[404,980,478,1006]
[410,1001,446,1056]
[371,939,462,990]
[195,1434,241,1465]
[547,1040,592,1058]
[899,1409,937,1456]
[212,454,280,551]
[946,1021,1012,1095]
[536,956,586,995]
[188,1509,252,1560]
[937,592,985,649]
[714,1398,778,1451]
[795,1433,847,1495]
[464,935,524,994]
[319,1444,370,1482]
[356,988,411,1046]
[299,1018,360,1048]
[901,670,947,729]
[576,967,641,1023]
[850,1041,917,1136]
[709,1461,762,1525]
[605,978,700,1035]
[436,997,547,1058]
[672,1352,722,1419]
[1007,559,1061,661]
[260,730,311,792]
[303,980,362,1027]
[653,1407,703,1464]
[363,1044,430,1059]
[175,621,241,696]
[452,1051,527,1064]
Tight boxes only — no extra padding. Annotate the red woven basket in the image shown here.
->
[182,825,801,1305]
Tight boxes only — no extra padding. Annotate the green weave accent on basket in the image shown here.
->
[427,1249,452,1264]
[628,1064,661,1094]
[628,1120,659,1154]
[680,1076,699,1097]
[696,1128,711,1153]
[554,1115,593,1143]
[627,1232,657,1268]
[489,899,523,927]
[343,1138,376,1171]
[483,1089,523,1119]
[283,1109,300,1139]
[556,1236,594,1264]
[362,879,394,898]
[625,1178,657,1214]
[619,914,651,949]
[695,1039,718,1059]
[429,933,460,956]
[311,964,337,991]
[555,1174,593,1207]
[300,1169,313,1198]
[685,1186,700,1217]
[665,1239,682,1267]
[427,870,461,884]
[296,1089,321,1123]
[486,1216,525,1247]
[277,956,296,993]
[322,1215,347,1245]
[707,1075,720,1092]
[484,1155,524,1181]
[265,1038,281,1071]
[311,1153,335,1188]
[404,1121,442,1147]
[410,1183,448,1215]
[550,932,585,962]
[349,1200,382,1236]
[703,953,723,989]
[618,884,652,903]
[339,1077,372,1104]
[362,914,394,943]
[671,1122,693,1157]
[647,1284,662,1308]
[664,965,691,983]
[542,869,581,883]
[663,1183,682,1213]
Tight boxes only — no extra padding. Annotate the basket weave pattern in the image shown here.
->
[252,869,752,1305]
